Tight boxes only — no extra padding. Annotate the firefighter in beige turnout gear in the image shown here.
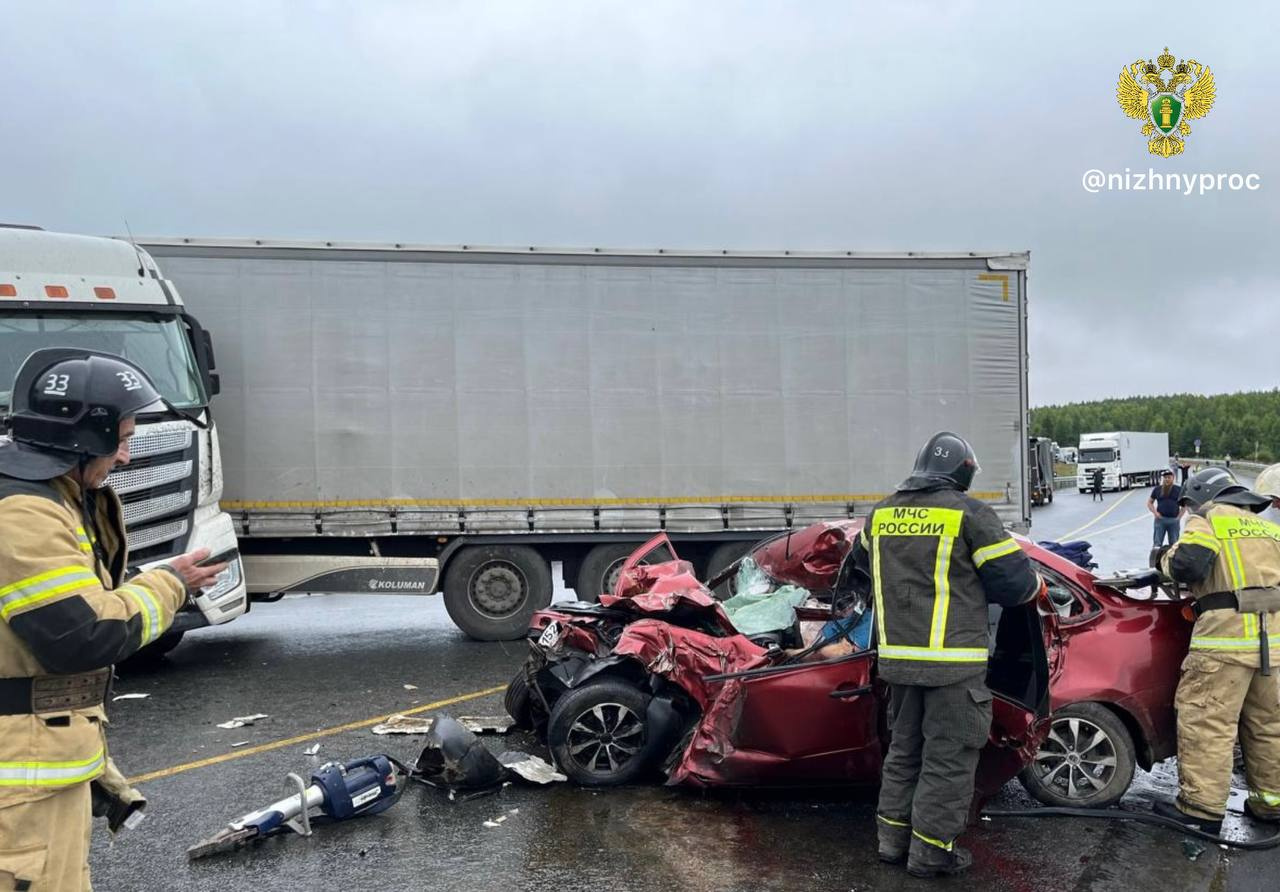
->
[1155,466,1280,833]
[0,349,226,891]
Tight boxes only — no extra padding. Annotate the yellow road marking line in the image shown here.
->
[127,684,506,785]
[1052,490,1136,542]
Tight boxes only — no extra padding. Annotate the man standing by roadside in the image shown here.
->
[1091,467,1105,501]
[1148,469,1185,547]
[848,432,1042,878]
[0,349,226,891]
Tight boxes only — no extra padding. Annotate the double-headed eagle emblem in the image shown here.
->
[1117,47,1215,157]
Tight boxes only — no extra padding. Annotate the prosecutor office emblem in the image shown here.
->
[1116,47,1216,157]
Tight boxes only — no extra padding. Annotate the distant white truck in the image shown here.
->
[1076,431,1170,493]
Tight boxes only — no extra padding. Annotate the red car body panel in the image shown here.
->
[524,522,1192,791]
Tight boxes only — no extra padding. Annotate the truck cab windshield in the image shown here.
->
[1079,448,1117,464]
[0,313,206,412]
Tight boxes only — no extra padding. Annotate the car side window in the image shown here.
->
[1042,568,1099,622]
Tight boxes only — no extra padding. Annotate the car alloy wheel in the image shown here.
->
[1033,715,1119,800]
[566,702,646,774]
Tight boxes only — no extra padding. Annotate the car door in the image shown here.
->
[702,650,883,785]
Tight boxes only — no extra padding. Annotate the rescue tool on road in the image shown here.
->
[187,755,405,859]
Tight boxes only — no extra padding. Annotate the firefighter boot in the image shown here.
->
[876,816,910,864]
[906,835,973,878]
[1153,798,1222,835]
[1244,800,1280,825]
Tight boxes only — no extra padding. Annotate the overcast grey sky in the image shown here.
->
[2,1,1277,405]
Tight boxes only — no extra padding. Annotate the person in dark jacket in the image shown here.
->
[848,432,1041,878]
[1090,467,1105,501]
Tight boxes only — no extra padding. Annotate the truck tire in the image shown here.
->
[442,545,552,641]
[706,542,753,600]
[575,544,642,602]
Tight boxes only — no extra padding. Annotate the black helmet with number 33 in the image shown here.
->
[898,431,982,493]
[0,348,165,481]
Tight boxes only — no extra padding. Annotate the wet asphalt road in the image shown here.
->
[92,486,1278,891]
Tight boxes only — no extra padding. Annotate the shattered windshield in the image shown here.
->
[0,313,206,412]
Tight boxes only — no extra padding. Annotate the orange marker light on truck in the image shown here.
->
[93,286,116,300]
[0,284,16,297]
[44,285,69,298]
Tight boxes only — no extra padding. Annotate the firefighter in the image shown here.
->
[1155,466,1280,832]
[850,432,1041,878]
[1256,463,1280,520]
[0,349,226,891]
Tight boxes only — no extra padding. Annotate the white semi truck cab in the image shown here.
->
[1076,431,1170,493]
[0,226,246,653]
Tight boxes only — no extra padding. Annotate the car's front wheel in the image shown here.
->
[547,679,663,786]
[1019,702,1136,808]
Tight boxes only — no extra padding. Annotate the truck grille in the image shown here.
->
[107,424,196,562]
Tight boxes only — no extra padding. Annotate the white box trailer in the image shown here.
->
[139,238,1031,639]
[1076,431,1170,492]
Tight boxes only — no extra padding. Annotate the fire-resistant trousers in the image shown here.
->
[0,782,93,891]
[1175,652,1280,820]
[876,677,993,846]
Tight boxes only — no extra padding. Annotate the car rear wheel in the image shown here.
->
[547,679,663,786]
[1019,702,1136,808]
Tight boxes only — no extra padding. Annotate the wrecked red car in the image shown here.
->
[505,523,1191,808]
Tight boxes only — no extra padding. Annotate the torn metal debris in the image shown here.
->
[216,713,269,730]
[457,715,516,735]
[371,714,435,735]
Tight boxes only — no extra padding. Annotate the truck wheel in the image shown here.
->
[575,544,641,602]
[1018,702,1136,809]
[706,542,752,599]
[547,679,663,786]
[442,545,552,641]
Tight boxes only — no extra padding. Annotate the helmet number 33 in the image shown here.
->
[115,371,143,391]
[42,373,70,396]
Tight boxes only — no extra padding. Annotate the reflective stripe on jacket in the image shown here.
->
[1162,504,1280,666]
[0,473,186,805]
[853,486,1040,686]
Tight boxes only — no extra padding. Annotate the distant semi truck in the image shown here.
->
[1076,431,1169,492]
[139,237,1032,640]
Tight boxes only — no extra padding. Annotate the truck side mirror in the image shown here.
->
[182,312,220,400]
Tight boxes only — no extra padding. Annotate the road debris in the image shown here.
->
[1182,839,1206,861]
[499,752,566,784]
[457,715,516,735]
[372,714,435,735]
[303,744,321,756]
[216,713,269,730]
[230,741,249,748]
[414,716,506,792]
[403,684,418,690]
[482,814,509,828]
[112,693,150,701]
[411,715,568,794]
